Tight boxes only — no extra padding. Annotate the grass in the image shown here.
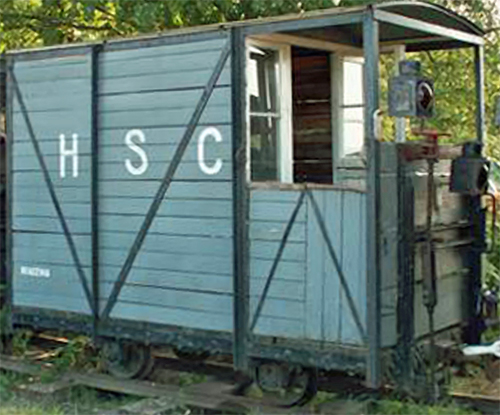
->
[0,330,490,414]
[0,370,140,415]
[0,368,485,415]
[307,391,481,415]
[373,399,480,415]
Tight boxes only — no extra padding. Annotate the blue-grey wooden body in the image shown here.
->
[9,32,368,347]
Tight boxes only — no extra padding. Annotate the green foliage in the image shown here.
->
[49,335,95,372]
[177,371,207,387]
[0,371,64,415]
[374,398,480,415]
[0,372,139,415]
[11,328,33,356]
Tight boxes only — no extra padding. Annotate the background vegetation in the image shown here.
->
[1,0,499,157]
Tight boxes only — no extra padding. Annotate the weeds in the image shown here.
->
[178,372,207,387]
[50,335,97,373]
[11,329,33,356]
[374,399,480,415]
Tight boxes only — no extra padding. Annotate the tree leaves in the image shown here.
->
[0,0,498,159]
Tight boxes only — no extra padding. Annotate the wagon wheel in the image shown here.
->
[102,341,155,379]
[255,362,317,407]
[173,347,209,362]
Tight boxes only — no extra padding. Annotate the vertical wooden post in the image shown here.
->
[91,45,101,338]
[363,8,382,389]
[231,27,250,372]
[474,46,485,145]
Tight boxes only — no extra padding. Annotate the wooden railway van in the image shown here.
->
[1,1,488,391]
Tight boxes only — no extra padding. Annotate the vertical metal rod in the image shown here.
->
[231,27,249,372]
[474,46,485,145]
[466,45,485,345]
[424,158,438,402]
[363,8,382,389]
[396,157,415,390]
[91,46,101,338]
[394,45,406,143]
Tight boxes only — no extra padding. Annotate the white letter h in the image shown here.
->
[59,133,79,178]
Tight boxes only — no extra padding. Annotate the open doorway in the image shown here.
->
[247,40,365,185]
[292,47,332,183]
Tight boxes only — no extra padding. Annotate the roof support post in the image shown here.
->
[474,45,485,145]
[466,44,486,346]
[90,45,101,339]
[363,7,382,390]
[231,27,250,372]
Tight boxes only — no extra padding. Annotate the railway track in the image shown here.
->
[0,335,498,414]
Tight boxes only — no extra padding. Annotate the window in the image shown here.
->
[332,55,365,174]
[247,41,292,183]
[246,40,366,185]
[341,58,365,158]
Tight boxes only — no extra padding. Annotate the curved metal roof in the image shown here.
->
[377,1,485,36]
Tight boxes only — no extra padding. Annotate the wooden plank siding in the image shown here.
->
[11,53,93,315]
[10,35,237,332]
[98,36,234,332]
[249,188,366,345]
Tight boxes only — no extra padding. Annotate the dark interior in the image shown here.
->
[292,47,332,184]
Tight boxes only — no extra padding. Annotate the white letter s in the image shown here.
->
[125,129,149,176]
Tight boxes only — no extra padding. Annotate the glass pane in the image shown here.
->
[342,107,364,157]
[250,115,279,181]
[343,106,363,123]
[249,47,279,114]
[343,60,364,106]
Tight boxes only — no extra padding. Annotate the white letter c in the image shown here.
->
[198,127,223,176]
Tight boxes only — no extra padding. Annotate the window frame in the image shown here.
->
[245,38,293,184]
[331,54,366,182]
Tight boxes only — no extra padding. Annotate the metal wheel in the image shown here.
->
[102,341,154,380]
[255,362,317,407]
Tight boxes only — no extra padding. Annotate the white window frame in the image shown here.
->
[245,38,293,183]
[331,54,366,182]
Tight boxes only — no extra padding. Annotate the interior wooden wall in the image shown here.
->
[292,47,332,184]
